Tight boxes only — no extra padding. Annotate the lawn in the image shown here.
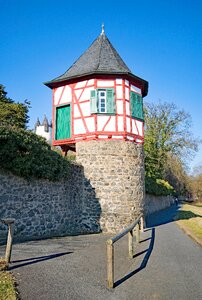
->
[0,259,17,300]
[175,202,202,245]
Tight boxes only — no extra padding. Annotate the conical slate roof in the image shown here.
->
[34,117,41,131]
[42,115,49,132]
[45,29,148,96]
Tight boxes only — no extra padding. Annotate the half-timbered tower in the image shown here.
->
[45,27,148,233]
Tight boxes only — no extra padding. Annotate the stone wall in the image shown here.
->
[76,140,145,233]
[145,194,175,216]
[0,163,96,243]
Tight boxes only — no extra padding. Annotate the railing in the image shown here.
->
[106,214,144,288]
[0,218,15,263]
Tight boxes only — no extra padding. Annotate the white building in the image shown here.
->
[35,115,52,143]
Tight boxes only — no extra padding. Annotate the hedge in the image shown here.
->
[0,126,70,181]
[145,176,175,196]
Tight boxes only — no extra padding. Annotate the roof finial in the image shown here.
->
[101,23,105,35]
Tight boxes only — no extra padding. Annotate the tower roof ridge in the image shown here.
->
[44,29,148,96]
[45,31,131,84]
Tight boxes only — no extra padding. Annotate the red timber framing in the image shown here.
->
[52,75,144,149]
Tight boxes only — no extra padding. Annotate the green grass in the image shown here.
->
[0,259,17,300]
[0,272,17,300]
[192,202,202,208]
[175,203,202,244]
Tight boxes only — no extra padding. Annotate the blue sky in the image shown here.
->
[0,0,202,171]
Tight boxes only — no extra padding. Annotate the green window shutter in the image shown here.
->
[130,91,136,118]
[137,94,144,120]
[90,90,98,113]
[130,91,144,120]
[55,105,71,140]
[106,88,115,114]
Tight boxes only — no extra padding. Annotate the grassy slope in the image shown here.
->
[175,202,202,245]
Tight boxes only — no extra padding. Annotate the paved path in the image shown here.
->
[0,205,202,300]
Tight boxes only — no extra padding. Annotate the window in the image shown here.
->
[130,91,144,120]
[98,90,106,113]
[90,88,115,114]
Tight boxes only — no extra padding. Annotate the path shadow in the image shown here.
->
[132,249,148,259]
[146,204,201,228]
[146,205,180,228]
[9,252,72,270]
[140,237,151,243]
[175,210,201,220]
[114,228,155,287]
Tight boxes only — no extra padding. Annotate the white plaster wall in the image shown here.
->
[132,119,139,135]
[136,120,143,136]
[85,117,95,132]
[87,79,94,86]
[80,102,90,116]
[73,86,92,102]
[60,86,72,104]
[126,101,130,115]
[104,116,116,132]
[97,116,109,131]
[54,86,64,105]
[75,80,87,89]
[116,86,123,99]
[125,80,129,86]
[126,117,131,133]
[74,104,80,118]
[125,87,129,100]
[74,119,86,134]
[75,89,83,100]
[126,135,134,141]
[36,126,52,143]
[135,138,142,143]
[97,116,116,132]
[98,135,108,138]
[54,85,72,105]
[80,87,92,101]
[117,116,124,131]
[116,79,122,84]
[116,101,123,114]
[97,80,114,87]
[112,135,123,139]
[131,84,142,95]
[131,120,143,137]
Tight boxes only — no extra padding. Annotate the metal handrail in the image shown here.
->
[106,214,144,288]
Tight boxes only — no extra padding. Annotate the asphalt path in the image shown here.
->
[0,205,202,300]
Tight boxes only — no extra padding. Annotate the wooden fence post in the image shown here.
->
[140,216,144,233]
[107,240,114,288]
[128,230,133,259]
[1,218,15,263]
[136,223,140,244]
[106,214,143,288]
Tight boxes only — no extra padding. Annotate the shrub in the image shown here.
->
[0,126,70,181]
[0,258,8,271]
[145,176,175,196]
